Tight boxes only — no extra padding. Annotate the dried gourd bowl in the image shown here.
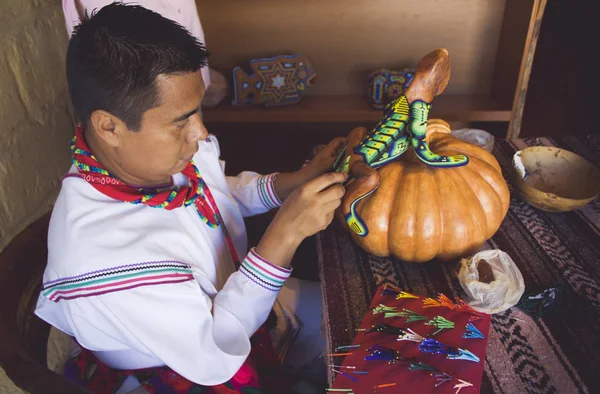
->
[511,147,600,212]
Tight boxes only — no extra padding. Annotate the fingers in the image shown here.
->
[348,127,368,141]
[323,211,336,230]
[314,210,336,232]
[313,144,326,155]
[328,137,347,151]
[304,172,348,193]
[320,182,345,204]
[319,137,348,160]
[324,197,343,212]
[350,161,376,179]
[350,126,368,134]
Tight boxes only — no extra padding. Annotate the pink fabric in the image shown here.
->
[61,0,210,89]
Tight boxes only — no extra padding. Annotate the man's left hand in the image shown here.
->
[300,137,347,181]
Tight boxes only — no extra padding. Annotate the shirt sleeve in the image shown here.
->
[37,248,292,386]
[226,173,283,217]
[206,134,282,217]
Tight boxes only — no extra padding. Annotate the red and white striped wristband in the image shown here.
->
[239,248,292,292]
[257,173,282,210]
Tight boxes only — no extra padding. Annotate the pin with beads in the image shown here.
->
[423,293,456,309]
[372,304,397,315]
[418,338,480,362]
[410,362,474,390]
[453,379,474,393]
[365,344,415,365]
[396,291,419,300]
[365,322,408,336]
[454,297,486,321]
[462,322,485,339]
[331,367,359,383]
[334,344,361,351]
[425,316,455,335]
[380,284,402,297]
[384,309,428,323]
[373,383,396,393]
[397,327,425,343]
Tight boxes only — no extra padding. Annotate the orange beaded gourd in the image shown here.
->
[337,119,510,263]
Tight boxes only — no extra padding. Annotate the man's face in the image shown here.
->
[116,70,207,185]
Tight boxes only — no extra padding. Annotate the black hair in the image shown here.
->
[66,2,209,130]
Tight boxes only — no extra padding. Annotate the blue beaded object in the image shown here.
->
[463,322,485,339]
[418,338,480,363]
[367,68,415,109]
[232,54,315,107]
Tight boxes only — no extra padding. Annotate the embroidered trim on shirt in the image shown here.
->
[239,248,291,292]
[42,261,194,302]
[257,173,282,209]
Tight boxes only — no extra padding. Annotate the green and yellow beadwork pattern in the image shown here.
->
[335,95,469,237]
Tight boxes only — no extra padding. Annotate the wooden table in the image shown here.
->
[316,135,600,393]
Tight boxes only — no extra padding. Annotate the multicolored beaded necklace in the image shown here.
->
[70,124,241,265]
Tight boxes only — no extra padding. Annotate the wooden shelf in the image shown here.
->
[198,0,547,137]
[202,94,511,124]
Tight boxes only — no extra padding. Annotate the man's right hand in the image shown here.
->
[255,171,348,268]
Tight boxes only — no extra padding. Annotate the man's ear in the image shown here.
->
[89,110,126,148]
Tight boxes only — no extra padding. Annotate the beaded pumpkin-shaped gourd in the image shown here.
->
[334,49,509,262]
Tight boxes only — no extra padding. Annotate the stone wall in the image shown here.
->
[0,1,74,391]
[0,0,74,251]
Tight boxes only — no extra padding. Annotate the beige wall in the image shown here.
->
[197,0,506,96]
[0,0,74,253]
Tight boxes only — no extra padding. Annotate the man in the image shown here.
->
[36,3,346,393]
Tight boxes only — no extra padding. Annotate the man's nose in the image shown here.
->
[185,113,208,144]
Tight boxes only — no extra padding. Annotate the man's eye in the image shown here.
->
[177,119,189,129]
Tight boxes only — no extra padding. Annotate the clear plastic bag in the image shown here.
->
[458,250,525,314]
